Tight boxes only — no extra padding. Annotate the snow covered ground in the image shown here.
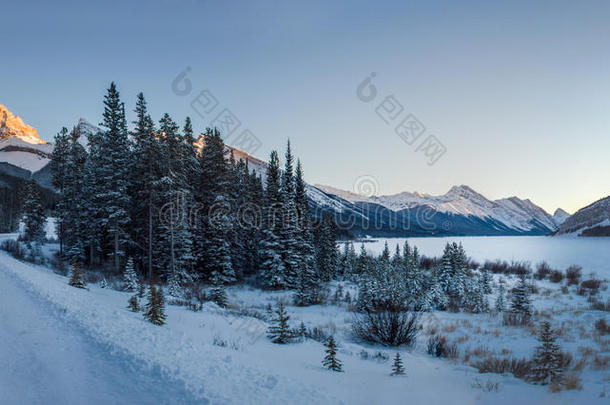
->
[0,234,608,404]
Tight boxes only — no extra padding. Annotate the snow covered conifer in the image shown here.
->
[267,301,294,344]
[68,260,87,289]
[322,336,342,372]
[259,151,286,288]
[391,352,405,375]
[529,321,563,385]
[511,274,532,318]
[128,294,139,312]
[144,283,167,326]
[100,277,108,289]
[21,180,47,244]
[123,257,139,292]
[495,280,506,312]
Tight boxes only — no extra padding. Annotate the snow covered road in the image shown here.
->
[0,260,203,405]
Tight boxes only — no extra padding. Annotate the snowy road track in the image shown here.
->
[0,262,204,405]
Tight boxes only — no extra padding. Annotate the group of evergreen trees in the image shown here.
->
[352,241,493,315]
[50,82,337,302]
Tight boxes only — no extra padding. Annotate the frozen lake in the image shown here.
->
[359,236,610,278]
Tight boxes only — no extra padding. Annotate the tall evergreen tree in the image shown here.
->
[259,150,286,288]
[279,140,301,287]
[20,180,46,244]
[90,82,133,271]
[197,129,235,285]
[130,93,160,279]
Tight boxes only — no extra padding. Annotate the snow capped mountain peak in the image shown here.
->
[316,183,559,234]
[0,105,46,145]
[552,208,570,226]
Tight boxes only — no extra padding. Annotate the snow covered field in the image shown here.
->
[1,235,608,404]
[362,236,610,278]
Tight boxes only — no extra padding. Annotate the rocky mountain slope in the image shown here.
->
[556,196,610,236]
[316,184,564,236]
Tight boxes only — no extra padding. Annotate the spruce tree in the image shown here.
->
[157,113,195,289]
[92,82,133,271]
[144,283,167,325]
[495,279,506,312]
[21,180,46,244]
[267,301,294,343]
[50,127,70,254]
[529,322,562,385]
[130,93,161,279]
[511,274,532,319]
[279,140,301,287]
[259,151,286,288]
[197,129,236,286]
[68,260,87,289]
[322,336,342,372]
[123,257,139,291]
[391,352,405,375]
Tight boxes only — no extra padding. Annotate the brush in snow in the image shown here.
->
[100,278,108,289]
[322,336,342,372]
[68,261,87,289]
[128,295,140,312]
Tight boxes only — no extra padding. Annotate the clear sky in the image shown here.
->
[2,0,609,214]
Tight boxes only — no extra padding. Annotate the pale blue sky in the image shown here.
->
[2,0,609,213]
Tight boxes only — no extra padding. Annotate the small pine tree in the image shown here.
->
[495,280,506,312]
[391,352,405,375]
[322,336,342,372]
[68,261,87,289]
[511,275,532,319]
[128,294,140,312]
[144,284,167,325]
[138,282,146,299]
[298,321,307,338]
[529,321,563,386]
[123,257,139,292]
[100,277,108,289]
[267,301,294,344]
[211,286,228,308]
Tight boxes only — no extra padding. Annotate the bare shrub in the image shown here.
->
[352,310,420,347]
[595,319,610,335]
[572,357,586,371]
[565,266,582,286]
[426,335,458,359]
[549,270,564,284]
[471,356,531,379]
[471,378,501,392]
[590,298,610,311]
[593,354,610,370]
[563,374,583,390]
[534,262,552,280]
[579,279,603,296]
[442,323,457,333]
[0,239,26,260]
[503,312,531,327]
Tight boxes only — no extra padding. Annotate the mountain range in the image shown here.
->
[3,104,608,238]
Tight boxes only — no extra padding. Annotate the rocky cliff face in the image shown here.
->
[557,196,610,236]
[0,105,45,144]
